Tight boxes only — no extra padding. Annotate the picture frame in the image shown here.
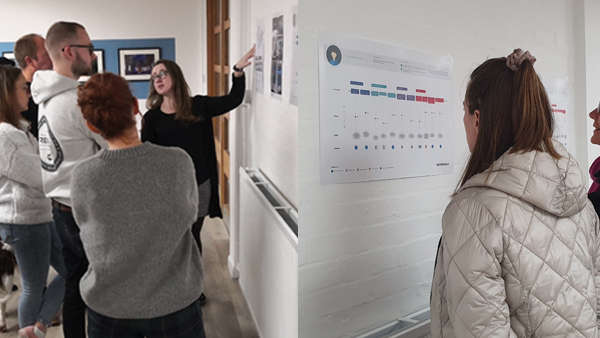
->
[79,49,105,82]
[118,48,161,81]
[2,52,17,67]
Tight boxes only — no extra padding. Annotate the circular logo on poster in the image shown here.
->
[326,45,342,66]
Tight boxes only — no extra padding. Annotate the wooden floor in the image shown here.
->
[0,217,259,338]
[201,217,260,338]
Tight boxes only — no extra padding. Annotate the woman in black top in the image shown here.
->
[141,46,254,304]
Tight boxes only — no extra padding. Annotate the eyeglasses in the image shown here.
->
[16,83,30,94]
[62,44,95,56]
[151,70,168,82]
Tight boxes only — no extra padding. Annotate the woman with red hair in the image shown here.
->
[72,72,205,337]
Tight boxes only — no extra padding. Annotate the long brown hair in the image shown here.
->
[0,65,25,128]
[146,59,199,123]
[458,57,559,191]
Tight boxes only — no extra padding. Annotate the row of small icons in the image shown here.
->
[354,144,443,150]
[331,167,393,173]
[353,131,443,140]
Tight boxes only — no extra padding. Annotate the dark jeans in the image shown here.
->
[52,205,89,338]
[87,300,206,338]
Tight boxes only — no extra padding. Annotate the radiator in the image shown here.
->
[239,167,298,338]
[354,307,431,338]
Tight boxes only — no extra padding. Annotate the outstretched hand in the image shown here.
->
[234,45,256,70]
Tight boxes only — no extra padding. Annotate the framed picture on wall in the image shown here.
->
[79,49,105,82]
[118,48,161,81]
[2,52,18,67]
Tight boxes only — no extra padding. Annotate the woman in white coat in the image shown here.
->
[430,49,600,338]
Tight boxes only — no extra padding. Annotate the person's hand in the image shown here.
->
[234,45,256,71]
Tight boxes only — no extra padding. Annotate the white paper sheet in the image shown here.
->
[290,6,298,106]
[318,32,454,184]
[255,19,265,94]
[540,76,574,154]
[271,14,284,100]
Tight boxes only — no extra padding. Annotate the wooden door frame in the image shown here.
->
[207,0,231,214]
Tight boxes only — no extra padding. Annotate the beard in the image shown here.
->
[71,54,92,78]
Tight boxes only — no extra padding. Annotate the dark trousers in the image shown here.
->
[52,204,88,338]
[87,300,206,338]
[191,179,212,256]
[191,219,204,255]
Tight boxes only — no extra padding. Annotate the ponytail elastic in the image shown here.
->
[506,48,536,72]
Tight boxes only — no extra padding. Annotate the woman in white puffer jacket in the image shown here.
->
[430,49,600,338]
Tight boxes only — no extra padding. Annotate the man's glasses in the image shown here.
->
[151,70,168,82]
[62,44,95,56]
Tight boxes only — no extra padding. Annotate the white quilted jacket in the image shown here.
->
[431,140,600,338]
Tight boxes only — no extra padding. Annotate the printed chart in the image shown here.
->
[540,77,573,154]
[319,32,454,184]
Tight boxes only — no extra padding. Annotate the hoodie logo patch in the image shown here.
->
[38,116,63,172]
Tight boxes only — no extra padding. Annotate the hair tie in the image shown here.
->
[506,48,536,72]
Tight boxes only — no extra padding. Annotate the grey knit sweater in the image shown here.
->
[71,142,203,319]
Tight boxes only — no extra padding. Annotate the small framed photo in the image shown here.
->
[1,52,18,68]
[79,49,105,82]
[119,48,161,81]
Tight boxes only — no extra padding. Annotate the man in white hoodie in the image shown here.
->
[31,21,106,338]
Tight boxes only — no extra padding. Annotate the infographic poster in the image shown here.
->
[540,76,574,154]
[319,32,454,184]
[271,14,284,99]
[255,19,265,94]
[289,5,298,106]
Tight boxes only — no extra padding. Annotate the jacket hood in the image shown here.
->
[31,70,79,105]
[460,140,588,217]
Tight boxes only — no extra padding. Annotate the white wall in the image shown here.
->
[0,0,206,95]
[227,1,299,336]
[227,0,298,279]
[239,168,298,338]
[298,1,592,337]
[242,0,299,208]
